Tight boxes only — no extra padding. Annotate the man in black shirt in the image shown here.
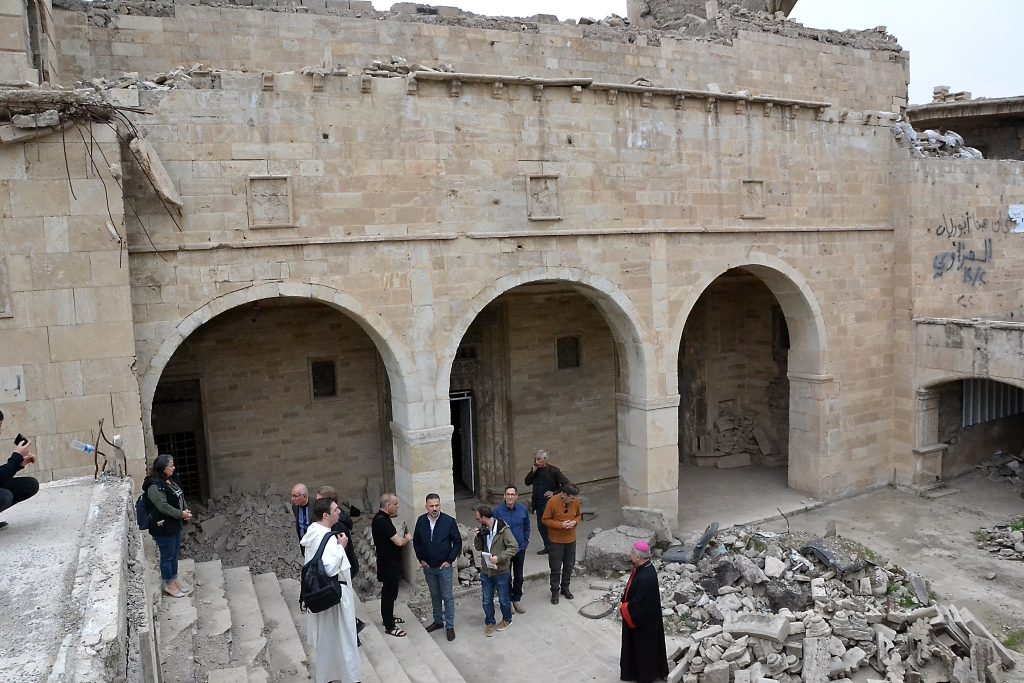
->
[371,492,412,637]
[524,449,569,555]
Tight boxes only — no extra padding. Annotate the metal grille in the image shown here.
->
[963,379,1024,428]
[155,431,200,499]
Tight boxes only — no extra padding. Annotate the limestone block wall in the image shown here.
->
[52,4,906,112]
[936,381,1024,478]
[113,66,906,503]
[888,158,1024,484]
[0,0,38,82]
[158,300,387,499]
[505,291,618,483]
[0,123,144,483]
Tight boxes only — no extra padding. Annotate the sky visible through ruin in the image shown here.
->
[366,0,1020,105]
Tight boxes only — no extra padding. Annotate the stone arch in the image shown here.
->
[668,253,831,496]
[667,254,828,378]
[139,281,418,455]
[439,266,656,402]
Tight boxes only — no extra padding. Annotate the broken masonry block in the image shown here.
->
[571,85,582,102]
[449,79,461,98]
[360,74,372,93]
[406,77,417,95]
[607,89,618,105]
[262,72,274,91]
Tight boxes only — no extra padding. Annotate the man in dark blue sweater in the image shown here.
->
[413,493,463,641]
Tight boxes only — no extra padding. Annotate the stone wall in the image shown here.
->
[51,4,907,113]
[0,123,144,484]
[936,381,1024,478]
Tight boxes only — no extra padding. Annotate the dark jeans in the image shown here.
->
[510,550,526,602]
[379,562,401,630]
[423,565,455,628]
[548,541,576,593]
[0,476,39,513]
[153,532,182,583]
[534,498,550,551]
[480,571,512,625]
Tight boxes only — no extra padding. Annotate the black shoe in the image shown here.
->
[356,618,366,634]
[561,588,574,600]
[446,628,456,641]
[551,591,559,605]
[537,548,549,555]
[425,622,444,633]
[0,521,7,530]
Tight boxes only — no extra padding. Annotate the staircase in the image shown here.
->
[150,559,469,683]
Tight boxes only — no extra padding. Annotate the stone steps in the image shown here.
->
[156,558,199,683]
[223,566,269,671]
[154,555,468,683]
[251,573,309,682]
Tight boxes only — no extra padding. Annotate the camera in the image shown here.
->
[14,433,27,446]
[478,524,490,538]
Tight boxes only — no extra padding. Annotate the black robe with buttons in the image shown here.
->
[619,560,669,683]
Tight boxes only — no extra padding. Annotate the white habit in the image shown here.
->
[300,522,361,683]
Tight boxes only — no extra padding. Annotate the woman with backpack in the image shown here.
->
[144,453,192,598]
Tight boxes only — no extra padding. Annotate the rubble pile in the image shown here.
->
[592,527,1016,683]
[360,56,454,79]
[892,122,984,160]
[975,518,1024,562]
[696,414,780,469]
[976,451,1024,489]
[75,65,211,92]
[180,490,377,597]
[931,86,973,104]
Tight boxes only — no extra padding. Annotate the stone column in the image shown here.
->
[615,393,681,530]
[787,372,835,497]
[390,421,455,584]
[911,388,945,488]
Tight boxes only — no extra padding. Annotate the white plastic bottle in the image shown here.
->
[70,440,96,455]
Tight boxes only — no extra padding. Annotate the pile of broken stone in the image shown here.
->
[975,518,1024,563]
[591,526,1015,683]
[180,490,379,597]
[75,64,212,92]
[892,122,984,160]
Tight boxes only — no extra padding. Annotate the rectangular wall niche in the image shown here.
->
[556,335,581,369]
[310,359,338,400]
[741,179,766,219]
[247,176,294,228]
[527,175,561,221]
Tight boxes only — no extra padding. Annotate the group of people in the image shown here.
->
[134,447,669,683]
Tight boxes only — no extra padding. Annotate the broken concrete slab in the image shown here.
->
[128,136,184,211]
[583,525,656,572]
[801,538,866,576]
[621,506,674,543]
[12,110,61,128]
[724,612,790,643]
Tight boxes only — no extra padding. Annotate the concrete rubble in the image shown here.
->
[587,525,1016,683]
[696,413,782,469]
[180,490,378,598]
[892,121,984,160]
[975,516,1024,562]
[975,451,1024,490]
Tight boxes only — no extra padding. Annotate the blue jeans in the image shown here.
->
[423,566,455,628]
[153,533,182,583]
[480,572,512,625]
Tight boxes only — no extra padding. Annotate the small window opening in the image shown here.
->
[556,336,581,370]
[310,359,337,399]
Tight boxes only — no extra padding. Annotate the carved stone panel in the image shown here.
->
[741,179,765,219]
[527,174,561,221]
[247,176,294,228]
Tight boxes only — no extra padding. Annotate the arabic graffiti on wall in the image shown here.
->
[930,209,1022,287]
[932,238,992,286]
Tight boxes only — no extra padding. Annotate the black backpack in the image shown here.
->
[300,532,346,613]
[135,489,153,530]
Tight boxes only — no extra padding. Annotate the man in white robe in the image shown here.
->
[301,497,361,683]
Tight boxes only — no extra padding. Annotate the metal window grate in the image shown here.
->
[155,431,200,499]
[556,336,581,369]
[311,360,337,399]
[962,379,1024,428]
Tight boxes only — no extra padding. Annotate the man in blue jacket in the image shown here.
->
[492,484,530,614]
[413,492,463,641]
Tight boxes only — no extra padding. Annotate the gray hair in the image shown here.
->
[379,492,398,507]
[533,449,549,461]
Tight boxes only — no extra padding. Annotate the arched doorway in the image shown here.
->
[916,377,1024,483]
[672,259,829,497]
[439,268,667,521]
[145,294,407,510]
[446,283,621,498]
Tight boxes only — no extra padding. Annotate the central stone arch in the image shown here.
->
[436,266,678,524]
[668,254,832,497]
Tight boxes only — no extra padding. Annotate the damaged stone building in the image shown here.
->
[0,0,1022,539]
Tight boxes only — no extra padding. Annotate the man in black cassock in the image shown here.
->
[619,541,669,683]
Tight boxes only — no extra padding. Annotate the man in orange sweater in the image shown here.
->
[541,484,582,604]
